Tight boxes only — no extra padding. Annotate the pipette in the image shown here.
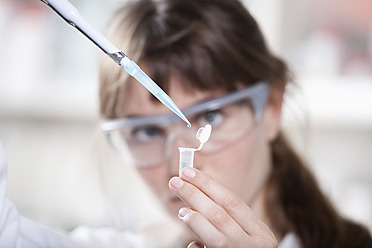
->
[40,0,191,127]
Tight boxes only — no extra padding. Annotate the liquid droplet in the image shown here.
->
[187,124,191,128]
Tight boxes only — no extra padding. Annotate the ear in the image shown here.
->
[262,87,284,142]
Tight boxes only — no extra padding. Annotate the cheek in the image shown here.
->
[196,126,272,204]
[135,165,168,198]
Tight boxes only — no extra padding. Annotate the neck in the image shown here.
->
[250,184,284,242]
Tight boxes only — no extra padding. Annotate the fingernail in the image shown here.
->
[187,241,205,248]
[170,177,184,189]
[178,207,192,219]
[182,167,196,179]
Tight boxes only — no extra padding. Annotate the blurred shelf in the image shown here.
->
[0,79,99,122]
[282,75,372,129]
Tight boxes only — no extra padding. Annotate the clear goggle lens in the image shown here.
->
[103,82,270,167]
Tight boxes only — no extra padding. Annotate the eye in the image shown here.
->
[196,109,224,127]
[130,126,165,143]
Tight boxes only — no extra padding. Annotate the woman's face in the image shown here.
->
[122,75,281,219]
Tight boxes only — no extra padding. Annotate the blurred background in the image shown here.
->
[0,0,371,238]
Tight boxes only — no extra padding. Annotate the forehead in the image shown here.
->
[122,75,225,118]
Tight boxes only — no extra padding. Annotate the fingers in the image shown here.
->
[170,176,250,246]
[179,207,230,247]
[169,167,277,248]
[172,167,270,235]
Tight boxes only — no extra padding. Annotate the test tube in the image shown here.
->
[178,147,195,176]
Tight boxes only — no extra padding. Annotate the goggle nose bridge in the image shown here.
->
[163,124,200,158]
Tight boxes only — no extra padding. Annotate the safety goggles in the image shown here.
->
[102,82,270,167]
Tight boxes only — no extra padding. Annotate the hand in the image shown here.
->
[169,167,278,248]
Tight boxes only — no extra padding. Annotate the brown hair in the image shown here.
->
[99,0,372,246]
[99,0,286,119]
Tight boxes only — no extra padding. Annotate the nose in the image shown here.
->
[168,123,200,147]
[167,144,181,176]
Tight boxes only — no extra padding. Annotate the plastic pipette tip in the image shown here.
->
[123,60,191,127]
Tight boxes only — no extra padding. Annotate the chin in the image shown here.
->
[165,196,188,217]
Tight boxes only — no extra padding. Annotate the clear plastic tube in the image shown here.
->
[178,147,195,176]
[178,124,212,176]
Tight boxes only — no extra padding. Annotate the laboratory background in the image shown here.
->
[0,0,371,238]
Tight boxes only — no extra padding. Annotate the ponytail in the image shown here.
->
[266,132,372,247]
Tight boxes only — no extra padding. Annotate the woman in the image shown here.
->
[100,0,371,247]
